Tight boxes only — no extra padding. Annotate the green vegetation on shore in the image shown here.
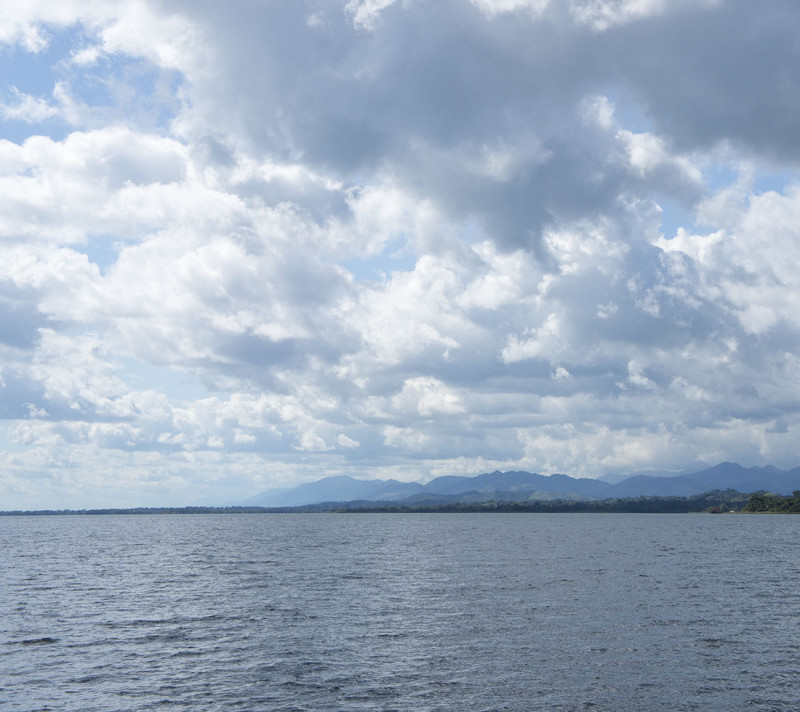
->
[0,489,752,515]
[321,489,749,513]
[742,490,800,513]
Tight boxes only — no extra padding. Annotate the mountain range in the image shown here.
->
[242,462,800,508]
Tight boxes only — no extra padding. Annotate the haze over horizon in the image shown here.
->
[2,0,800,510]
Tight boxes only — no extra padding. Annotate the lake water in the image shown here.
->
[2,513,799,711]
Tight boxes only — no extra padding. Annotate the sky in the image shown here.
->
[1,0,800,509]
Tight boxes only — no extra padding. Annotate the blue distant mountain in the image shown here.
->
[606,462,800,498]
[242,463,800,507]
[242,475,425,507]
[423,470,610,498]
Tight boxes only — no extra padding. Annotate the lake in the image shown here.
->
[2,513,799,711]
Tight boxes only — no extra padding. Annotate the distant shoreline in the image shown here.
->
[2,489,779,516]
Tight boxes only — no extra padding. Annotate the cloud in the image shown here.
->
[1,0,800,508]
[658,184,800,335]
[469,0,551,18]
[346,0,400,29]
[569,0,720,31]
[603,0,800,160]
[1,87,63,123]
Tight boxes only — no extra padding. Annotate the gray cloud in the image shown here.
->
[609,0,800,160]
[1,0,800,508]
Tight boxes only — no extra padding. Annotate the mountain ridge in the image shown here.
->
[242,463,800,507]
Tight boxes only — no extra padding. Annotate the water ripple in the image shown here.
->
[2,513,800,711]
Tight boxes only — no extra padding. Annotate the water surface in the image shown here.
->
[2,513,799,711]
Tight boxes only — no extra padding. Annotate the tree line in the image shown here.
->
[742,490,800,513]
[5,489,800,515]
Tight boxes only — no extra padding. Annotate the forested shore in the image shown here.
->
[0,489,773,515]
[741,491,800,513]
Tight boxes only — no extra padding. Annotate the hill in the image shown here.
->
[243,463,800,508]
